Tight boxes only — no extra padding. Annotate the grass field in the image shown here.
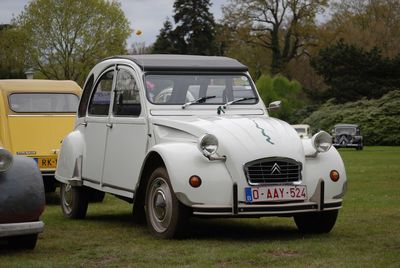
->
[1,146,399,267]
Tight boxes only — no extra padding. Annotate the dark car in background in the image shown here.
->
[0,148,45,249]
[332,124,363,150]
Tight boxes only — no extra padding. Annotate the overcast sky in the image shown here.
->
[0,0,229,46]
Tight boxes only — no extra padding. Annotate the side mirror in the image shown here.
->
[267,100,281,111]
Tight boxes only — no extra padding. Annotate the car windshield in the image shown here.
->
[335,127,356,135]
[145,74,258,105]
[9,93,79,113]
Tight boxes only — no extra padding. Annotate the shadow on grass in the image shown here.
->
[183,218,305,241]
[45,192,61,205]
[83,211,314,241]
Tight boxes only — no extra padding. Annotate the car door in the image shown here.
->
[81,68,115,184]
[101,65,148,196]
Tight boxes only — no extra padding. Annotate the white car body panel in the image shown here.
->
[55,55,347,218]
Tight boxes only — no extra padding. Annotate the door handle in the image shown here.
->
[106,123,113,128]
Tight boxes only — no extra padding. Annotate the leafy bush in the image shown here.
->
[256,75,305,123]
[302,90,400,145]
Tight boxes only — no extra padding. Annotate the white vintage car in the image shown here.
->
[55,55,347,238]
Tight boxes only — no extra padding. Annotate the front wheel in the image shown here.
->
[145,167,188,238]
[60,183,88,219]
[294,210,339,234]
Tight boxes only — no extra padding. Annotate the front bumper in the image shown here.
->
[192,180,343,217]
[0,221,44,238]
[333,143,360,148]
[192,200,342,216]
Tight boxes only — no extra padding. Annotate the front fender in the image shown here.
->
[55,129,85,184]
[302,139,347,200]
[0,156,45,223]
[149,143,234,206]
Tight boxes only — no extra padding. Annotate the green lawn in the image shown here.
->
[1,146,399,267]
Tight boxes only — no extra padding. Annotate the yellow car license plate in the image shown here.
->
[35,157,58,169]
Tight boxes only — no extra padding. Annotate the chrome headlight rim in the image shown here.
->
[0,148,13,172]
[198,133,219,157]
[311,131,333,153]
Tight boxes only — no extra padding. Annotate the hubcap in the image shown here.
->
[154,191,167,220]
[148,177,173,233]
[62,184,73,214]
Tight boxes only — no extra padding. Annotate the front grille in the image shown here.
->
[244,157,302,185]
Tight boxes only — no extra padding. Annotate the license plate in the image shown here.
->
[245,185,307,203]
[34,157,58,169]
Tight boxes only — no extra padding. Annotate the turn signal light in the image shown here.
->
[330,170,340,182]
[189,175,202,188]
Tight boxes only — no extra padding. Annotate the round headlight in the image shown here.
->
[0,148,13,172]
[199,134,218,157]
[311,131,332,152]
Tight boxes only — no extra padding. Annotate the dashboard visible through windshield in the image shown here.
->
[145,74,258,105]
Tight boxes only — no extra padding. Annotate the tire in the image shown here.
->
[60,183,88,219]
[8,234,38,250]
[145,167,188,238]
[132,202,146,225]
[294,210,339,234]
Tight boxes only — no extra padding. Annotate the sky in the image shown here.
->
[0,0,229,46]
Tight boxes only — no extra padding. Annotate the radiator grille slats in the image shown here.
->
[244,158,302,185]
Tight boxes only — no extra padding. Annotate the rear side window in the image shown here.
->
[9,93,79,113]
[78,74,94,117]
[88,70,114,116]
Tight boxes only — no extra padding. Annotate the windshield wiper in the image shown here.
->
[182,96,216,109]
[222,97,257,109]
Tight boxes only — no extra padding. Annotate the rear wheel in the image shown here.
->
[60,183,88,219]
[8,234,38,250]
[294,210,338,234]
[145,167,188,238]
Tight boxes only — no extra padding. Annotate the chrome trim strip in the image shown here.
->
[0,221,44,238]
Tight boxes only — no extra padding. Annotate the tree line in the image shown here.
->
[1,0,400,113]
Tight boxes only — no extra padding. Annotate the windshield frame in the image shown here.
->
[143,72,259,106]
[8,92,80,114]
[335,127,357,135]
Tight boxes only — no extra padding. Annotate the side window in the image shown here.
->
[78,74,94,117]
[88,70,114,116]
[113,68,141,117]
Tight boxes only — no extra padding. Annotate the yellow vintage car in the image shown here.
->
[0,80,81,192]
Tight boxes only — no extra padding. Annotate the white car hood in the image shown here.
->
[152,115,305,165]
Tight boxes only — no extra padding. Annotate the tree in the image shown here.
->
[256,74,305,123]
[15,0,131,84]
[311,40,400,102]
[222,0,328,74]
[173,0,217,55]
[0,25,26,79]
[152,19,177,54]
[327,0,400,58]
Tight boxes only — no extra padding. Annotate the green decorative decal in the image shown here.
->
[252,119,274,144]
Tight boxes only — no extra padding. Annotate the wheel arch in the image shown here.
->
[55,129,85,184]
[134,150,166,207]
